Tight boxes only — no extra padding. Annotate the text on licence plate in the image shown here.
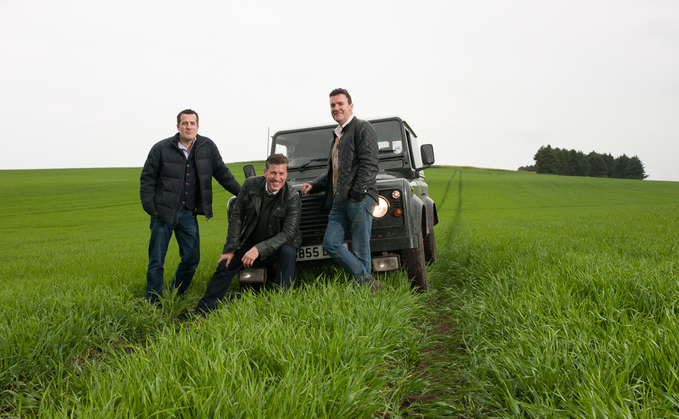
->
[297,243,348,261]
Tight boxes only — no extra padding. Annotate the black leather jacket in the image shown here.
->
[223,176,302,260]
[140,134,241,224]
[308,117,379,209]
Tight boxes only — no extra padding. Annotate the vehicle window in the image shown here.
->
[373,121,404,155]
[274,130,332,168]
[405,129,423,169]
[273,120,405,168]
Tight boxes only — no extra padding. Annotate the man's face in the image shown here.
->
[263,163,288,193]
[330,94,354,125]
[177,113,199,142]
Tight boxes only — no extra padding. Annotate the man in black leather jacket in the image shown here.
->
[195,154,302,315]
[301,88,381,291]
[140,109,241,303]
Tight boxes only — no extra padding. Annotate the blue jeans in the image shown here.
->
[323,196,376,283]
[145,209,200,302]
[195,240,297,314]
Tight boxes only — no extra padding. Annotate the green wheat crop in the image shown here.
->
[0,165,428,418]
[430,168,679,418]
[2,165,679,418]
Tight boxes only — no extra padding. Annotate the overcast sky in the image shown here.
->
[2,0,678,181]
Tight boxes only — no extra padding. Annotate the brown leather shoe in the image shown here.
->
[369,279,384,293]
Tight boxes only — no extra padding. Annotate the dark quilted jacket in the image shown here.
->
[140,134,241,224]
[308,117,378,209]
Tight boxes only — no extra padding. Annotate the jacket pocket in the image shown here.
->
[271,206,286,219]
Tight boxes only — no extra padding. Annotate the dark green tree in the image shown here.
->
[534,145,559,174]
[553,147,568,175]
[532,147,646,180]
[626,156,648,179]
[602,153,615,177]
[613,154,631,179]
[569,150,591,177]
[587,152,608,177]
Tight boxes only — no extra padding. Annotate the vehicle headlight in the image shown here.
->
[372,196,390,218]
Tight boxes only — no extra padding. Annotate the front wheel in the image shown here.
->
[423,225,437,263]
[400,232,428,292]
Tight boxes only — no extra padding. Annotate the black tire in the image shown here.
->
[423,225,437,263]
[401,231,428,291]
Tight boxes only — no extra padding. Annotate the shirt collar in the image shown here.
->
[265,182,280,195]
[177,141,193,159]
[334,114,355,139]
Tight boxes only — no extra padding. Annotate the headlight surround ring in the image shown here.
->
[372,195,390,218]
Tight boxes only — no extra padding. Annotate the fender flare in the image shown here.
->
[410,195,424,236]
[422,196,438,236]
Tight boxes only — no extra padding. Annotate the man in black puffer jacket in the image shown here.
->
[140,109,241,304]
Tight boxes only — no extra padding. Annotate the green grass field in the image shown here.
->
[1,165,678,418]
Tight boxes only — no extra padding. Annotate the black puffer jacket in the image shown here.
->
[223,176,302,260]
[308,117,378,209]
[140,134,241,224]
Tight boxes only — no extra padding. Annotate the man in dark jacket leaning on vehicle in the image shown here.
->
[140,109,241,304]
[195,154,302,315]
[300,88,381,291]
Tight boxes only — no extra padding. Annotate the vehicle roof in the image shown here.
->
[272,116,416,138]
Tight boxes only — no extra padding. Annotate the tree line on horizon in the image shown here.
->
[518,145,648,180]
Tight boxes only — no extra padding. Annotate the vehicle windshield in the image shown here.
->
[274,120,404,169]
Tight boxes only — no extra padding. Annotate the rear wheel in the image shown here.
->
[400,232,428,291]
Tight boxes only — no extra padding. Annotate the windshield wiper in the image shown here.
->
[290,158,327,170]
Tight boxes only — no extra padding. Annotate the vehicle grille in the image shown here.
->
[299,194,330,246]
[300,191,403,245]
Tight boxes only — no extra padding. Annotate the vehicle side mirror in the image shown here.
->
[243,164,256,179]
[421,144,435,166]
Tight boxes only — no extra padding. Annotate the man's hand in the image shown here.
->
[300,183,313,195]
[242,247,260,268]
[218,252,235,267]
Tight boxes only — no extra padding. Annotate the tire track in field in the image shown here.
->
[456,171,462,218]
[436,171,455,209]
[436,170,463,218]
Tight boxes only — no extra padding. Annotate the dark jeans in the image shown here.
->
[323,196,376,284]
[195,241,297,314]
[145,209,200,302]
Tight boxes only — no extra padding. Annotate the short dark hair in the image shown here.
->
[329,88,352,105]
[177,109,199,125]
[266,153,289,170]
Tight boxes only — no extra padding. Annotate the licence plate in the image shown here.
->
[297,243,348,261]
